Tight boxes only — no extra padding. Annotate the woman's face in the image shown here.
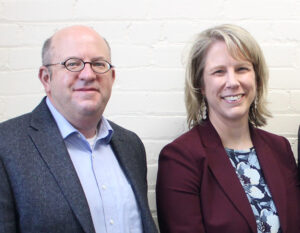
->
[202,41,256,125]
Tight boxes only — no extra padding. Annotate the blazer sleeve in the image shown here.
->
[0,159,17,233]
[281,135,300,232]
[281,135,300,199]
[277,135,300,190]
[156,141,206,233]
[134,132,148,187]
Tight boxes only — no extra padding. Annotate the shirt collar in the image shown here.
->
[97,116,114,144]
[46,97,114,143]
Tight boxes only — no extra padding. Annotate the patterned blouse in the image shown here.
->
[225,147,282,233]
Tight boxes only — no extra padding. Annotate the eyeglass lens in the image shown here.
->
[64,58,111,73]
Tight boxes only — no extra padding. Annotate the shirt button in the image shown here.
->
[102,185,107,190]
[109,219,114,225]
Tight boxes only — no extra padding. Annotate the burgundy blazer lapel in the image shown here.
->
[199,121,257,233]
[250,127,288,233]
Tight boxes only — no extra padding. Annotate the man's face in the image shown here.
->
[39,27,115,124]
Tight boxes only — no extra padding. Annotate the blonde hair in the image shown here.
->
[185,24,271,128]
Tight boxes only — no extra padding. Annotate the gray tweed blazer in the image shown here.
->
[0,98,158,233]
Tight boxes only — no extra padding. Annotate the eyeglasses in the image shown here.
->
[45,58,114,74]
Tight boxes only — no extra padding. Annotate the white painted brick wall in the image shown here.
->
[1,0,300,224]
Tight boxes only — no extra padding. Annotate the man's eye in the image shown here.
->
[66,60,82,67]
[93,62,106,67]
[68,62,80,67]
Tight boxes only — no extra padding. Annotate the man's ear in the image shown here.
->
[111,68,116,83]
[38,66,51,94]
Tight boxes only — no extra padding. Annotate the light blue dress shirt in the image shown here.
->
[46,98,143,233]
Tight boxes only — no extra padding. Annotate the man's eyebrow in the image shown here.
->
[62,56,81,61]
[61,56,109,61]
[92,56,109,61]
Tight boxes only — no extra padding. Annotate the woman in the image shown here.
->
[156,24,300,233]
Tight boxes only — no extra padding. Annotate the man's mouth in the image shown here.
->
[74,88,99,92]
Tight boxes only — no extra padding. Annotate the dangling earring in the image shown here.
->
[201,100,207,120]
[250,97,258,125]
[253,97,258,113]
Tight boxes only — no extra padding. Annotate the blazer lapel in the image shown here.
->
[109,123,153,233]
[251,128,287,233]
[200,121,257,233]
[28,99,95,233]
[109,127,145,201]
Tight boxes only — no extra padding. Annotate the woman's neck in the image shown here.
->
[209,114,253,150]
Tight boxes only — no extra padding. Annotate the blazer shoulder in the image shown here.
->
[253,127,289,145]
[0,113,32,137]
[165,125,202,149]
[0,98,48,138]
[0,113,33,162]
[159,125,206,163]
[108,120,142,143]
[252,127,295,166]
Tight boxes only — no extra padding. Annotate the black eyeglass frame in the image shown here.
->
[44,58,114,74]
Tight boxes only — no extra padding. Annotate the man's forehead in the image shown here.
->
[50,26,110,60]
[52,26,104,45]
[54,25,99,38]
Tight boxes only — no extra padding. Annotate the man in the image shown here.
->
[0,25,157,233]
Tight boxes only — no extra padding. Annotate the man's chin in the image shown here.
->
[77,103,103,116]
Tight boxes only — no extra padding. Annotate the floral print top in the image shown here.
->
[225,147,282,233]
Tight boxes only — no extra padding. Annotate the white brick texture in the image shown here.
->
[1,0,300,225]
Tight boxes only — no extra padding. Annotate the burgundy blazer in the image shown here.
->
[156,120,300,233]
[298,125,300,176]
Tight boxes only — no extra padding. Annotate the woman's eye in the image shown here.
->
[237,67,249,72]
[213,70,225,75]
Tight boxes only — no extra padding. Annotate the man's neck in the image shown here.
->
[46,97,102,139]
[73,121,99,139]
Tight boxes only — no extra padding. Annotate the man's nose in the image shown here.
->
[78,62,97,80]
